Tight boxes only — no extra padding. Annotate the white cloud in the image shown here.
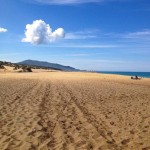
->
[34,0,102,5]
[33,0,129,5]
[22,20,65,45]
[65,30,98,39]
[124,30,150,39]
[25,0,131,5]
[0,27,7,33]
[65,33,96,39]
[52,44,118,48]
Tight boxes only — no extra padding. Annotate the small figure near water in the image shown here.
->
[131,76,142,80]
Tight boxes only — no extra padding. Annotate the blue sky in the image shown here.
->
[0,0,150,71]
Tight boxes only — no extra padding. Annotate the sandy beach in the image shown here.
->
[0,71,150,150]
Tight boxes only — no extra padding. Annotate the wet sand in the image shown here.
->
[0,72,150,150]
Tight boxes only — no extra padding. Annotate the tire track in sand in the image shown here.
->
[37,81,99,150]
[55,81,120,150]
[0,80,46,150]
[36,80,120,150]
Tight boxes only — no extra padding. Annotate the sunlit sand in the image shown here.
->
[0,68,150,150]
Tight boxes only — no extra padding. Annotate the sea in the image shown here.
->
[97,71,150,78]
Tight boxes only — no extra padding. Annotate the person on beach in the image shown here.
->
[131,76,142,80]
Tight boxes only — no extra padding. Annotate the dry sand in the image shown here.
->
[0,71,150,150]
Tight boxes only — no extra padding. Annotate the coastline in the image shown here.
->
[97,71,150,78]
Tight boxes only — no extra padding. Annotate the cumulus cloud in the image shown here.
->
[22,20,65,44]
[0,27,7,33]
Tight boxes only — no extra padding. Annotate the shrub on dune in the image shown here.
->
[26,67,32,72]
[0,65,5,69]
[22,66,32,72]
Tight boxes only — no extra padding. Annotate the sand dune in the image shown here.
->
[0,72,150,150]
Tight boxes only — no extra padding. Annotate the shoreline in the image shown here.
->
[97,71,150,79]
[1,70,150,80]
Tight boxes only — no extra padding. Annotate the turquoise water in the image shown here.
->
[98,71,150,78]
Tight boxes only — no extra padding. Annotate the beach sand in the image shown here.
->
[0,71,150,150]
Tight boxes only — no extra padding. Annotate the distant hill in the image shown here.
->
[18,60,79,71]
